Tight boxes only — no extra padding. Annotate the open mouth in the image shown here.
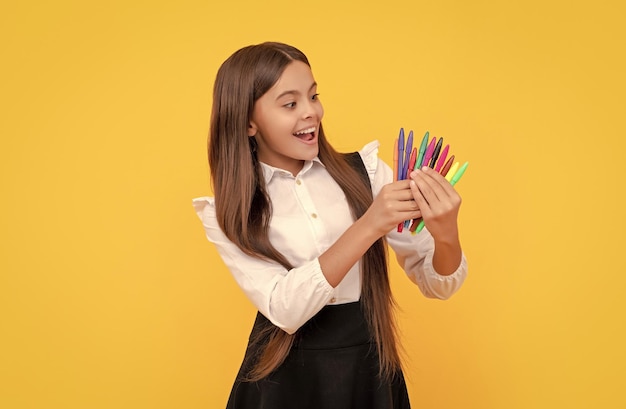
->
[293,126,316,142]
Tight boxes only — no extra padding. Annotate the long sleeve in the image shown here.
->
[192,197,335,334]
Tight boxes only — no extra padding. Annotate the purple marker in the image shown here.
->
[402,130,413,179]
[397,128,404,180]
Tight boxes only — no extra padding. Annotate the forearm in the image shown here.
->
[318,216,380,287]
[432,232,463,276]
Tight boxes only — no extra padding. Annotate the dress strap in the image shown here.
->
[344,151,372,191]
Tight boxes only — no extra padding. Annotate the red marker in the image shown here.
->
[409,217,421,232]
[407,148,417,174]
[439,155,455,177]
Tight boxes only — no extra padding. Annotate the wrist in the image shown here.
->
[353,213,385,244]
[432,233,463,276]
[432,229,460,248]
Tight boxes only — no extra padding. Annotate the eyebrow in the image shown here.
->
[275,82,317,100]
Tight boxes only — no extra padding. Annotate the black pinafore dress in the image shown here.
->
[226,302,411,409]
[225,153,411,409]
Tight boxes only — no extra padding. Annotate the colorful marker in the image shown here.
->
[439,154,455,177]
[444,162,460,182]
[403,147,417,229]
[401,130,415,229]
[407,148,417,174]
[393,138,398,182]
[429,137,443,168]
[402,130,413,179]
[409,217,421,232]
[421,137,436,167]
[415,131,429,171]
[434,144,449,173]
[450,162,469,186]
[397,128,404,182]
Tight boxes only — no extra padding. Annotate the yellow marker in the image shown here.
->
[444,162,459,182]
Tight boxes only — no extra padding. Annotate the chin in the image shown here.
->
[304,145,319,160]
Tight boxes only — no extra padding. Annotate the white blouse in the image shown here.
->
[193,140,467,334]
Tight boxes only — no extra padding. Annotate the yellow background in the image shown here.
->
[2,0,625,408]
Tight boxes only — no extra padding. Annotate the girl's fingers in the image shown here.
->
[374,182,422,219]
[380,180,423,204]
[409,177,440,213]
[409,167,461,217]
[409,168,450,203]
[409,180,431,217]
[419,166,458,196]
[406,166,462,239]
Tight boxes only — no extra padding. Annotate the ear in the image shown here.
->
[247,121,258,137]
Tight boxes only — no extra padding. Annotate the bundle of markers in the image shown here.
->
[393,128,469,234]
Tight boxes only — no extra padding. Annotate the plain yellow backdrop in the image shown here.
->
[1,0,625,408]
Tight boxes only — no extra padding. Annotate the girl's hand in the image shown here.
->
[409,166,461,243]
[361,180,422,237]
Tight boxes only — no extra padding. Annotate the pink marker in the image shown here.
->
[421,137,436,167]
[434,144,450,172]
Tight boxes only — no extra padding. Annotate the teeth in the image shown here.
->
[294,127,316,135]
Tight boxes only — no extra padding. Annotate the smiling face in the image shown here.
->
[248,60,324,176]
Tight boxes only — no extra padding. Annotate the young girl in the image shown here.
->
[193,42,467,409]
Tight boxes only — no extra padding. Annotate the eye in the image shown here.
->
[283,102,296,108]
[311,93,320,101]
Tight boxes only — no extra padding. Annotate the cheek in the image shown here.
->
[317,103,324,120]
[254,107,287,135]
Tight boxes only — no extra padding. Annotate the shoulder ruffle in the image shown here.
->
[191,196,215,221]
[358,140,380,186]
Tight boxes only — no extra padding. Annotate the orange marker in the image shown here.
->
[393,138,398,182]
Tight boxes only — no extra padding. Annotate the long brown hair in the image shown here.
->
[208,42,401,381]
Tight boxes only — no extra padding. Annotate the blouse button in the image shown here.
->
[330,297,336,303]
[311,213,318,218]
[296,179,302,185]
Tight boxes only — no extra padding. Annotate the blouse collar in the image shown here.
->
[259,157,325,184]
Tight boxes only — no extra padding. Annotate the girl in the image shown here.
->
[193,42,467,409]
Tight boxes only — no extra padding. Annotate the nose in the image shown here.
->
[301,100,315,119]
[301,98,322,120]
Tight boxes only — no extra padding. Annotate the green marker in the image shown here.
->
[413,162,469,234]
[450,161,469,186]
[414,131,429,171]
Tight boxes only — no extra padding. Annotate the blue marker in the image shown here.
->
[402,130,413,179]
